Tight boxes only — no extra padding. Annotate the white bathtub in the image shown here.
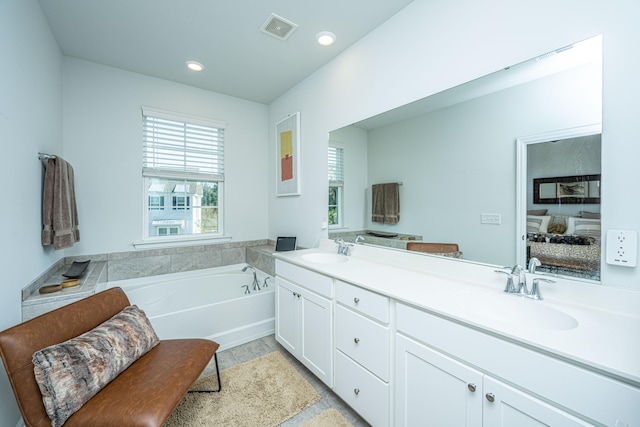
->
[99,264,274,350]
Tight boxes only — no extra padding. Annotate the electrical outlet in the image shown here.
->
[481,213,501,225]
[606,230,638,267]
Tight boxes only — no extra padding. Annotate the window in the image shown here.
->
[148,196,164,210]
[328,144,344,227]
[142,107,226,239]
[172,195,190,210]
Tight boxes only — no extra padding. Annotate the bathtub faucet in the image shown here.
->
[242,265,260,291]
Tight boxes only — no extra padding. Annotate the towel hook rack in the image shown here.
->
[38,152,57,161]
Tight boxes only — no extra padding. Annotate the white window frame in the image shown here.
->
[136,107,228,248]
[328,142,345,228]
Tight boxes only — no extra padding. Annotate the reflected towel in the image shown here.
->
[371,183,400,224]
[42,157,80,249]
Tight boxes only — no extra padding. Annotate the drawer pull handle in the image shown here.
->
[354,297,360,304]
[485,393,495,403]
[354,388,360,395]
[354,337,360,344]
[467,383,476,392]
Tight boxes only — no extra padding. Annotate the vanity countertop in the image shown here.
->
[273,242,640,386]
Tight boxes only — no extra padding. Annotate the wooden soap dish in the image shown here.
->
[61,279,81,288]
[39,284,62,294]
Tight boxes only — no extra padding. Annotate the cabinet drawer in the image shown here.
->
[335,350,390,427]
[336,280,389,323]
[336,305,390,381]
[275,260,333,298]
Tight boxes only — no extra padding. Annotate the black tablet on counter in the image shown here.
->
[275,236,297,252]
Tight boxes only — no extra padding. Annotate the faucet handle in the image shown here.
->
[495,270,516,293]
[343,242,354,256]
[528,278,555,300]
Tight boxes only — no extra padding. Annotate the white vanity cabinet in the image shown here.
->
[395,334,592,427]
[396,302,636,427]
[275,260,333,387]
[395,334,483,427]
[334,280,391,426]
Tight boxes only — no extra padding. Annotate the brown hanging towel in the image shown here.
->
[42,157,80,249]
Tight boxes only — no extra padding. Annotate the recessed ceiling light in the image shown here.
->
[186,61,205,72]
[316,31,336,47]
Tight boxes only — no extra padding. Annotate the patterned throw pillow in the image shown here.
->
[573,218,601,237]
[32,305,159,427]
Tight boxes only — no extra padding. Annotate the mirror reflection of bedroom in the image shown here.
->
[525,133,601,281]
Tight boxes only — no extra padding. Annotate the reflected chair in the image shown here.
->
[406,242,462,258]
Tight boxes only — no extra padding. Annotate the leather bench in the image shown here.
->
[0,287,219,427]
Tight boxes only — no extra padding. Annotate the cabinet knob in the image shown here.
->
[485,393,495,403]
[467,383,476,392]
[354,337,360,344]
[354,297,360,304]
[354,388,360,395]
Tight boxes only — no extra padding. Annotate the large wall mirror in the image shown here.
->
[328,35,602,282]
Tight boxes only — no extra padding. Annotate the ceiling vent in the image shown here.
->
[260,13,298,41]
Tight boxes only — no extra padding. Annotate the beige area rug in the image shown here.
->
[301,408,354,427]
[165,351,321,427]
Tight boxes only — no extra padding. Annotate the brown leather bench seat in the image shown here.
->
[0,287,218,427]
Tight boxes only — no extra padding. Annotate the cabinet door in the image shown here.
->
[483,376,593,427]
[396,335,483,427]
[275,277,300,355]
[300,288,333,387]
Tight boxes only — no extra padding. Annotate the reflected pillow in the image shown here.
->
[527,209,548,216]
[526,215,551,233]
[579,211,601,219]
[571,218,601,237]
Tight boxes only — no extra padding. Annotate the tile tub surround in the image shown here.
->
[22,240,277,321]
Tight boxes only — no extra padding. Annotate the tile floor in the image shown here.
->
[200,335,370,426]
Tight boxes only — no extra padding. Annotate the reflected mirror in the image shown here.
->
[328,35,602,281]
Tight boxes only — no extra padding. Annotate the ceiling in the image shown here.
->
[37,0,414,104]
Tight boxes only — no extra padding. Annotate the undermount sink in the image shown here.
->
[301,253,349,264]
[453,291,578,331]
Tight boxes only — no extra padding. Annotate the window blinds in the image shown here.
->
[328,145,344,186]
[142,107,226,181]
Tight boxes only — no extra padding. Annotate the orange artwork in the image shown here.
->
[280,130,293,181]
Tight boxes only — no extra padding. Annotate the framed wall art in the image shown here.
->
[276,112,301,196]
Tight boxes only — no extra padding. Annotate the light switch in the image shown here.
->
[481,213,501,225]
[606,230,638,267]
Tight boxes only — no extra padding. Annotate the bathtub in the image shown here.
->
[98,264,274,350]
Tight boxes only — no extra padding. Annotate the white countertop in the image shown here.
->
[274,241,640,386]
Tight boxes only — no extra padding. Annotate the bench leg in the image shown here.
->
[189,353,221,393]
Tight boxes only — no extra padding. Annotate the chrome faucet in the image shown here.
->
[242,265,260,291]
[496,264,555,300]
[529,277,555,300]
[494,265,523,294]
[512,264,528,296]
[262,276,271,288]
[334,238,354,256]
[528,257,542,273]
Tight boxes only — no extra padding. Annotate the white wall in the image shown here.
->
[0,0,62,423]
[268,0,640,290]
[62,58,269,256]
